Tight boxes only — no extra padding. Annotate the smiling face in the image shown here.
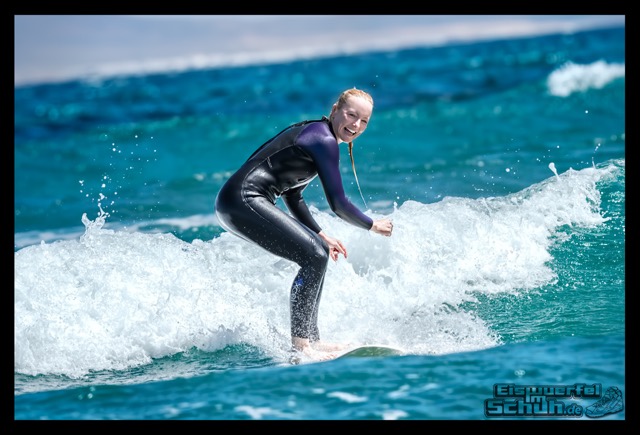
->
[329,95,373,144]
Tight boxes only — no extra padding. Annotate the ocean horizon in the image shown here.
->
[14,15,625,87]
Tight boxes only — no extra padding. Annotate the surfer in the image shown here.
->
[215,88,394,361]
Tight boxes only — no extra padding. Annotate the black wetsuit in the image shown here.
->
[215,116,373,341]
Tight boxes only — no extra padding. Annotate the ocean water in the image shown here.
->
[14,25,625,421]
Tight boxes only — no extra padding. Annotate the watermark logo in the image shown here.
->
[484,383,624,418]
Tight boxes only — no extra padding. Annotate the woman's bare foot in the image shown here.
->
[311,340,351,352]
[292,337,340,362]
[304,347,339,361]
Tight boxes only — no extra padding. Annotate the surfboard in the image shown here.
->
[335,344,404,359]
[288,345,404,365]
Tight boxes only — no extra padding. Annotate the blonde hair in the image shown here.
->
[335,88,374,110]
[334,87,373,208]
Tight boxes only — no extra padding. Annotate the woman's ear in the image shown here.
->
[330,103,338,118]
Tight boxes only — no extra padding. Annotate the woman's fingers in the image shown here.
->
[373,218,394,236]
[337,240,348,258]
[329,240,347,261]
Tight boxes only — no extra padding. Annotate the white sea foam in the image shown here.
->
[14,161,620,377]
[547,60,625,97]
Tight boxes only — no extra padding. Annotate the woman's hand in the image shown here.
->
[371,218,394,237]
[318,231,347,261]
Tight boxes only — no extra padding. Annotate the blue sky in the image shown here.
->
[14,15,625,86]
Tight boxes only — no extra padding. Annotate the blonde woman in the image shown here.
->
[215,88,393,361]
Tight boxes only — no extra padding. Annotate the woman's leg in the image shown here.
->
[217,194,329,340]
[290,259,327,340]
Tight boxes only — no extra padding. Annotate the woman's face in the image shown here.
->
[330,96,373,143]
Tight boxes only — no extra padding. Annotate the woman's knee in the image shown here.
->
[301,238,329,269]
[316,238,330,262]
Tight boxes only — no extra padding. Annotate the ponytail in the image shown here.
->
[348,141,368,209]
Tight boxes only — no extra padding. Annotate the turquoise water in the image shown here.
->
[14,26,625,420]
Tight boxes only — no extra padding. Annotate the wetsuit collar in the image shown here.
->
[321,115,336,139]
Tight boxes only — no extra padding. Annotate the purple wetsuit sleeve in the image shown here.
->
[297,124,373,230]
